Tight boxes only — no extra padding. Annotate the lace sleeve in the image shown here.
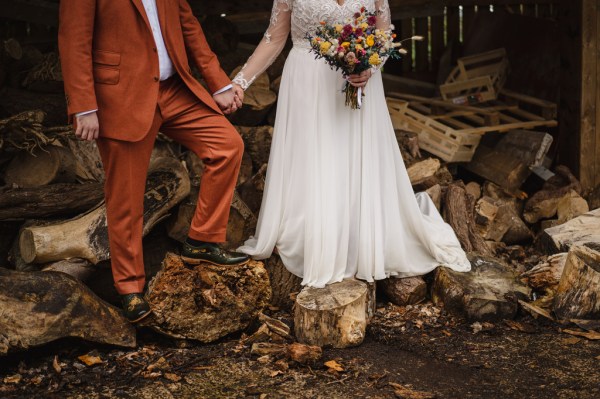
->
[372,0,393,72]
[232,0,292,90]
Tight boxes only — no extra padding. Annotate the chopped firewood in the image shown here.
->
[521,253,568,290]
[263,253,303,310]
[538,208,600,254]
[286,342,322,365]
[556,190,589,223]
[236,125,273,172]
[244,324,272,344]
[465,181,482,200]
[379,276,427,306]
[250,343,287,357]
[67,138,105,182]
[424,184,442,211]
[42,258,96,282]
[229,68,277,126]
[431,255,531,321]
[258,313,293,340]
[553,245,600,320]
[4,145,77,187]
[407,158,440,186]
[518,300,555,321]
[294,279,369,348]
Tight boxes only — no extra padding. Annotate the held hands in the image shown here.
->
[347,69,372,88]
[75,112,100,141]
[213,87,244,115]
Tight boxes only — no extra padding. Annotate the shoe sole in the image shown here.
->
[130,309,153,323]
[180,256,250,267]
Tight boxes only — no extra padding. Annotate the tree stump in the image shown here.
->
[294,279,369,348]
[553,245,600,320]
[4,145,77,187]
[19,157,190,264]
[431,255,531,321]
[538,208,600,254]
[379,276,427,306]
[264,253,303,310]
[0,268,135,355]
[141,253,271,342]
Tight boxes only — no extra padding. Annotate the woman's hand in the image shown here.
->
[347,69,372,88]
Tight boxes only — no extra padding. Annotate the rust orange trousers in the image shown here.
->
[96,76,243,294]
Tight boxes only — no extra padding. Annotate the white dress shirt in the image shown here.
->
[76,0,231,117]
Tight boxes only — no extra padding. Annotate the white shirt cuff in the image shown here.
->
[75,109,98,117]
[213,84,232,96]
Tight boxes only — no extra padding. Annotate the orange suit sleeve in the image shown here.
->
[178,0,231,93]
[58,0,98,122]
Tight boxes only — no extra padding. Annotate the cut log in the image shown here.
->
[294,279,369,348]
[537,208,600,254]
[19,157,190,264]
[225,191,258,249]
[521,253,568,290]
[407,158,440,186]
[524,165,582,223]
[66,138,105,182]
[424,184,442,212]
[556,190,589,223]
[0,182,103,220]
[553,245,600,320]
[465,144,531,193]
[286,342,323,365]
[4,145,76,187]
[0,268,135,355]
[229,68,277,126]
[443,182,491,255]
[264,253,303,310]
[141,253,271,342]
[238,163,267,214]
[431,254,531,321]
[42,258,96,282]
[236,125,273,172]
[465,181,482,201]
[378,276,427,306]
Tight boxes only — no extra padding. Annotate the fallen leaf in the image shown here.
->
[441,330,452,337]
[562,329,600,341]
[142,371,162,379]
[324,360,344,372]
[29,376,43,385]
[570,319,600,332]
[52,355,62,374]
[471,322,483,334]
[561,336,581,345]
[505,320,536,333]
[269,370,283,377]
[164,373,182,382]
[3,374,21,384]
[389,382,435,399]
[78,354,103,366]
[147,357,168,372]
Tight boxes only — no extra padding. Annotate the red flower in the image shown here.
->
[355,28,363,36]
[367,16,377,25]
[360,6,366,12]
[354,12,361,18]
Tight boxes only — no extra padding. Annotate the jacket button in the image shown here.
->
[154,76,159,82]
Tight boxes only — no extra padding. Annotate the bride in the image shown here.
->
[233,0,471,288]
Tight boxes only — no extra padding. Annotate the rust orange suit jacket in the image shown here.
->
[58,0,231,142]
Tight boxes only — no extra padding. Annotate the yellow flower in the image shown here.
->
[365,35,375,47]
[320,41,332,54]
[335,24,343,33]
[355,44,363,51]
[360,22,368,30]
[341,42,351,49]
[368,53,381,66]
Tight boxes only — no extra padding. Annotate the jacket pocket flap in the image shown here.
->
[92,50,121,66]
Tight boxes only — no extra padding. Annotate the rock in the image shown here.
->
[538,208,600,254]
[294,279,369,348]
[431,255,531,321]
[0,268,135,355]
[379,276,427,306]
[553,245,600,320]
[142,253,271,342]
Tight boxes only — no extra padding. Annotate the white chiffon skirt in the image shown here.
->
[238,46,471,288]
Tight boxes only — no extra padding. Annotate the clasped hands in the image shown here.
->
[213,84,244,115]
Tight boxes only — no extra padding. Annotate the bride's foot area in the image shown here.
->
[181,239,249,266]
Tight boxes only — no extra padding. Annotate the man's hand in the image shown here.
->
[347,69,372,88]
[233,83,244,105]
[75,112,100,141]
[213,89,241,115]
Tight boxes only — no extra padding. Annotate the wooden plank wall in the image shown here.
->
[396,2,558,75]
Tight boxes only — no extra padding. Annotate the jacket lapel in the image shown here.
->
[130,0,153,33]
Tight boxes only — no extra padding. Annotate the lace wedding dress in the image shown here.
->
[235,0,471,288]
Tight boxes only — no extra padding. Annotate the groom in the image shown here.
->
[59,0,249,322]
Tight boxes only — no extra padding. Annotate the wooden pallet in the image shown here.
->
[387,92,557,163]
[440,48,509,105]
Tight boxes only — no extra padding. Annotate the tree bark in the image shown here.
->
[553,245,600,320]
[264,253,303,310]
[537,208,600,254]
[18,157,190,264]
[294,279,369,348]
[379,276,427,306]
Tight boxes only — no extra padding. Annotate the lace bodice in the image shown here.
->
[233,0,391,90]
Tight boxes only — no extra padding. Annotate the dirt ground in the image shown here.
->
[1,300,599,399]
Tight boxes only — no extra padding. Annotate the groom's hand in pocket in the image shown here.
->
[347,69,372,88]
[213,89,238,115]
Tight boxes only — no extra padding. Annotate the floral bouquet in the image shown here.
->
[307,7,422,109]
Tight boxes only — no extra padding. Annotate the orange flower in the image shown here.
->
[320,21,326,25]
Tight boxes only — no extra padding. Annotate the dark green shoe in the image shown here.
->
[181,241,249,266]
[121,293,152,323]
